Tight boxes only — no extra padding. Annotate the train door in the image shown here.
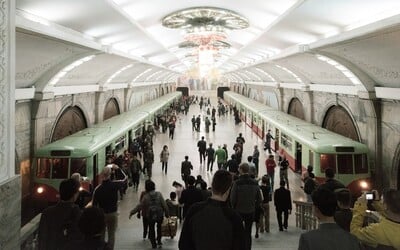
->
[295,142,302,173]
[93,154,98,188]
[275,128,280,152]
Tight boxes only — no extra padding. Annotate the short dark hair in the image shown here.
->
[336,189,351,207]
[280,180,286,187]
[184,155,189,160]
[239,163,249,173]
[187,176,196,185]
[312,187,337,217]
[170,192,177,200]
[247,156,253,162]
[145,180,155,192]
[325,168,335,179]
[211,170,232,195]
[200,182,207,190]
[59,179,79,201]
[79,207,105,237]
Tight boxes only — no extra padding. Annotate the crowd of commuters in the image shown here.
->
[37,95,400,250]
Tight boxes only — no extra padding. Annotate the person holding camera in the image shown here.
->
[350,189,400,249]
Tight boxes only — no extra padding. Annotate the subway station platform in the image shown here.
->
[114,91,306,250]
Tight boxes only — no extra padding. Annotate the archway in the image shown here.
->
[322,106,360,141]
[288,98,305,120]
[51,106,87,142]
[103,98,120,120]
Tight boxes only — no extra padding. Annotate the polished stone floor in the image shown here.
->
[114,90,307,250]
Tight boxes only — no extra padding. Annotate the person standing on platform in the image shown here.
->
[205,117,211,133]
[206,143,215,171]
[227,154,239,175]
[247,156,257,178]
[252,145,260,177]
[179,170,246,250]
[230,163,262,250]
[274,180,292,232]
[143,148,154,179]
[258,175,271,234]
[211,106,216,118]
[160,145,169,174]
[179,176,203,220]
[319,168,345,192]
[265,154,277,190]
[211,116,216,132]
[38,179,82,250]
[181,156,193,186]
[197,136,207,165]
[298,188,360,250]
[92,167,126,249]
[236,133,245,145]
[264,129,274,154]
[279,156,289,189]
[191,115,196,132]
[129,154,142,191]
[195,115,201,132]
[168,118,175,140]
[214,145,227,170]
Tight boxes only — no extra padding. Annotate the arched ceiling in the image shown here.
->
[15,0,400,100]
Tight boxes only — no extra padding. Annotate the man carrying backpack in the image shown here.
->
[130,180,169,249]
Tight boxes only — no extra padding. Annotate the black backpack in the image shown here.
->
[147,192,164,222]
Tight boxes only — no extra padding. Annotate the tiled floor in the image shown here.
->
[114,90,307,250]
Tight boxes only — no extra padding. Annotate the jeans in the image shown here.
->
[258,203,270,232]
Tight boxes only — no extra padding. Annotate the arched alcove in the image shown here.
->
[322,105,359,141]
[288,98,305,120]
[103,98,120,121]
[51,106,87,142]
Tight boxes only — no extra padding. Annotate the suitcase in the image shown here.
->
[161,216,178,239]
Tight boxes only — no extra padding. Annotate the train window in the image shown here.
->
[337,154,354,174]
[70,158,87,177]
[281,132,292,149]
[36,158,51,178]
[320,154,336,173]
[354,154,368,174]
[51,158,69,179]
[115,136,125,151]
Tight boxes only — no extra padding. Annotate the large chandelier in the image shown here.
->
[162,7,249,77]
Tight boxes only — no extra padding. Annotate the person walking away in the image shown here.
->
[206,143,215,171]
[168,119,175,140]
[265,155,277,190]
[252,145,260,177]
[351,189,400,249]
[92,166,126,249]
[214,145,226,170]
[279,156,289,189]
[205,117,211,133]
[298,188,360,250]
[274,180,292,231]
[258,175,271,234]
[160,145,169,174]
[179,170,245,250]
[211,116,216,131]
[247,156,257,178]
[181,156,193,187]
[197,136,207,164]
[143,148,154,179]
[129,180,169,249]
[191,115,196,132]
[264,129,274,154]
[179,176,203,220]
[129,154,142,191]
[226,154,239,175]
[38,179,82,250]
[195,115,201,132]
[230,163,262,250]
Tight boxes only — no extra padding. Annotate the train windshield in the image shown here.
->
[71,158,87,177]
[36,158,69,179]
[320,154,368,175]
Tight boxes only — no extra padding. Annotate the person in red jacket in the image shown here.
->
[265,155,277,190]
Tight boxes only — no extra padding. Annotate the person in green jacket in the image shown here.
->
[214,145,227,170]
[350,189,400,249]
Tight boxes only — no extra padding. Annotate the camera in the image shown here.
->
[366,192,374,200]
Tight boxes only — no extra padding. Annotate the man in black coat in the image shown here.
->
[38,179,82,250]
[197,136,207,164]
[274,180,292,231]
[179,170,245,250]
[179,176,203,219]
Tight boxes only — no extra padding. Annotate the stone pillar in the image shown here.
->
[0,0,20,249]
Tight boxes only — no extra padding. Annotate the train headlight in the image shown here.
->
[79,187,83,191]
[37,187,44,194]
[360,181,368,190]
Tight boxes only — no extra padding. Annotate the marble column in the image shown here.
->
[0,0,20,249]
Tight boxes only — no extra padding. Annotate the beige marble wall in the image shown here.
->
[0,176,21,249]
